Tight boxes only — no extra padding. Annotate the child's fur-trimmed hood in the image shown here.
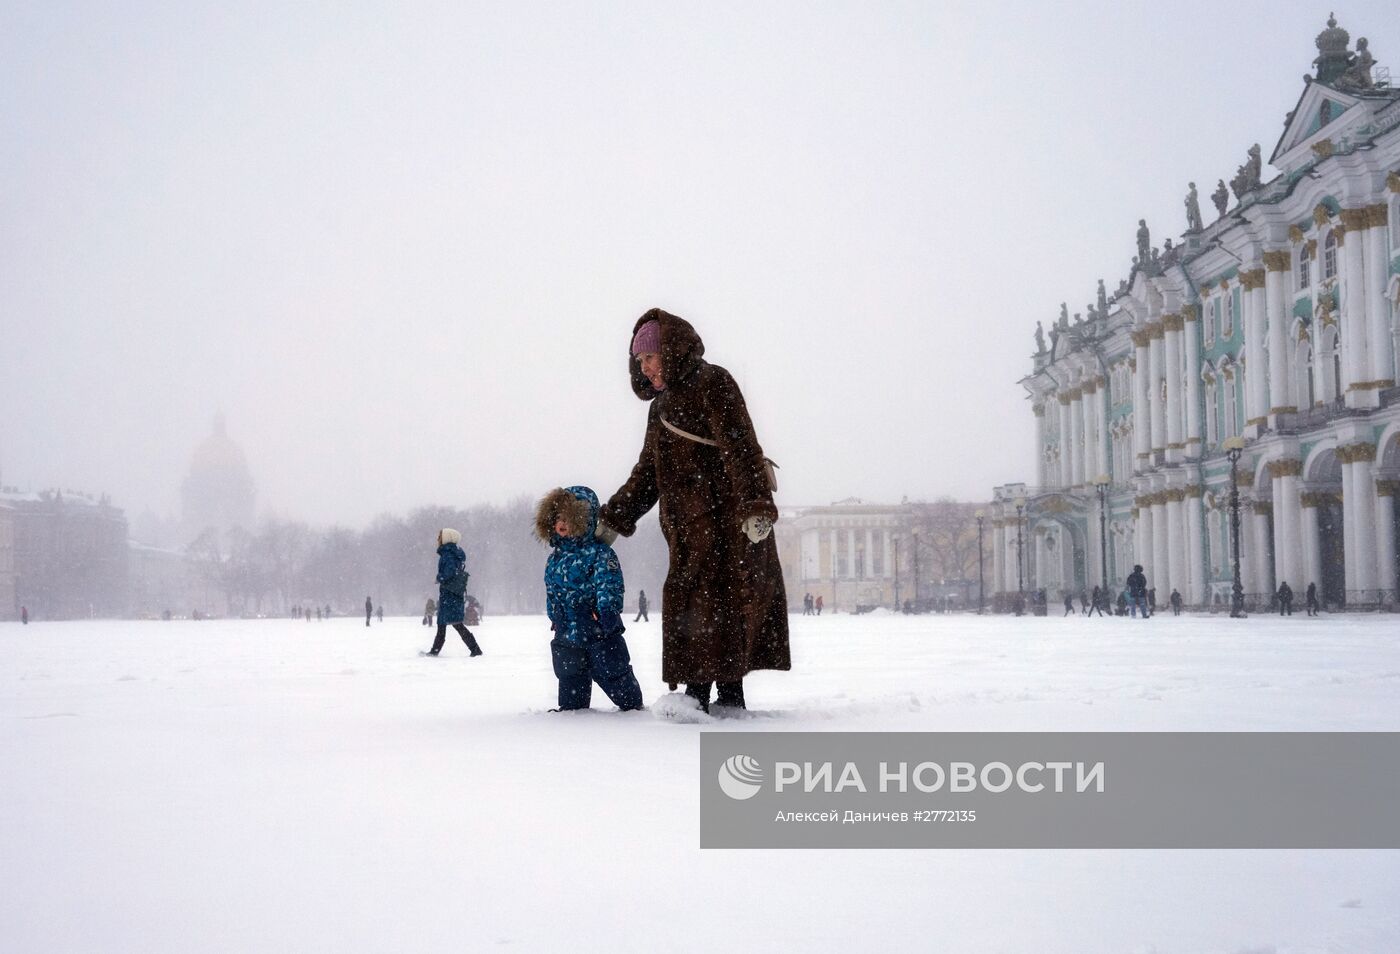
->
[535,487,594,543]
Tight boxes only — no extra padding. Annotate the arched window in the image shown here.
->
[1296,336,1315,409]
[1223,292,1236,338]
[1204,376,1218,445]
[1323,230,1338,280]
[1296,246,1310,291]
[1221,363,1239,438]
[1204,300,1216,346]
[1318,325,1341,403]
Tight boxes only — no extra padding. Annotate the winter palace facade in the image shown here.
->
[989,17,1400,610]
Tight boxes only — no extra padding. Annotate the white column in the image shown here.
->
[1081,384,1096,482]
[1035,406,1048,488]
[1133,334,1152,471]
[1345,447,1379,595]
[1152,495,1170,597]
[1242,270,1269,433]
[1252,505,1274,598]
[1135,498,1152,571]
[1341,463,1359,596]
[846,529,856,582]
[1186,487,1206,604]
[829,529,839,581]
[1069,392,1084,487]
[1300,495,1322,597]
[883,530,893,580]
[1148,326,1166,456]
[864,528,875,580]
[1271,463,1303,592]
[1166,490,1185,602]
[1338,213,1375,409]
[1265,252,1292,425]
[1376,482,1398,600]
[1058,395,1073,488]
[1164,316,1184,463]
[1364,206,1396,390]
[1184,308,1203,457]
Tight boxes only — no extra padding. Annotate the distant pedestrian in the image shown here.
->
[1277,581,1294,616]
[1126,565,1149,618]
[324,604,331,619]
[1063,592,1075,616]
[365,596,373,627]
[815,595,823,616]
[1147,588,1157,614]
[634,589,649,623]
[423,598,436,626]
[1116,590,1128,616]
[1088,585,1105,617]
[20,606,29,625]
[1305,582,1319,616]
[376,605,384,623]
[1079,589,1090,615]
[316,607,322,621]
[1169,589,1182,616]
[422,528,482,657]
[304,607,310,623]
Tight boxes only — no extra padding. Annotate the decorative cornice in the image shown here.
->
[1310,139,1334,159]
[1313,204,1332,227]
[1365,203,1389,229]
[1130,329,1151,348]
[1147,323,1165,341]
[1165,489,1187,503]
[1199,283,1215,296]
[1266,458,1303,479]
[1166,442,1186,450]
[1337,442,1376,464]
[1058,393,1072,406]
[1388,170,1400,194]
[1305,238,1317,257]
[1163,313,1185,332]
[1377,480,1400,498]
[1263,250,1291,272]
[1346,379,1395,392]
[1082,380,1097,395]
[1288,224,1305,243]
[1269,405,1299,415]
[1096,375,1107,389]
[1301,490,1341,508]
[1219,279,1230,292]
[1133,495,1149,509]
[1181,304,1198,323]
[1185,484,1203,499]
[1246,416,1268,428]
[1032,404,1046,417]
[1252,501,1274,517]
[1332,224,1347,246]
[1235,470,1253,488]
[1339,207,1369,231]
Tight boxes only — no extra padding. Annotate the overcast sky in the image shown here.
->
[3,2,1396,527]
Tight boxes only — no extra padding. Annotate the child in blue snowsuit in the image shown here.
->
[536,486,644,711]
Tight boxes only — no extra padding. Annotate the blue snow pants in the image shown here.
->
[551,633,644,711]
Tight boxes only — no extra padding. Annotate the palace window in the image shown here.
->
[1296,337,1315,409]
[1323,230,1338,280]
[1223,292,1235,338]
[1222,367,1239,438]
[1203,370,1218,445]
[1296,246,1310,291]
[1204,300,1216,346]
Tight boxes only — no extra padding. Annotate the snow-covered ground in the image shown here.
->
[2,612,1398,953]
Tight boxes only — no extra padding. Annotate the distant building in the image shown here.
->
[0,489,129,620]
[990,16,1400,610]
[181,413,257,545]
[128,541,199,618]
[775,498,984,612]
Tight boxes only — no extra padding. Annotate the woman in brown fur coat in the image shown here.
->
[598,308,790,712]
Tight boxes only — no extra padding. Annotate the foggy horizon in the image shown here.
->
[5,2,1396,530]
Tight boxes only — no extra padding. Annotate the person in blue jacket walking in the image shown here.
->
[535,486,643,712]
[422,528,483,657]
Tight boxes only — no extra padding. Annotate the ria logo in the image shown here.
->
[718,755,765,800]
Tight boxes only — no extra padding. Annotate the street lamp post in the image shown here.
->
[1093,475,1110,598]
[974,510,985,615]
[1014,496,1026,615]
[912,532,921,607]
[1224,436,1247,618]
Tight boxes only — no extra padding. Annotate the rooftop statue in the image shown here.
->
[1034,321,1046,354]
[1184,182,1203,232]
[1229,144,1262,201]
[1097,279,1108,318]
[1211,179,1229,218]
[1336,36,1375,91]
[1058,302,1070,330]
[1313,14,1352,85]
[1136,219,1151,264]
